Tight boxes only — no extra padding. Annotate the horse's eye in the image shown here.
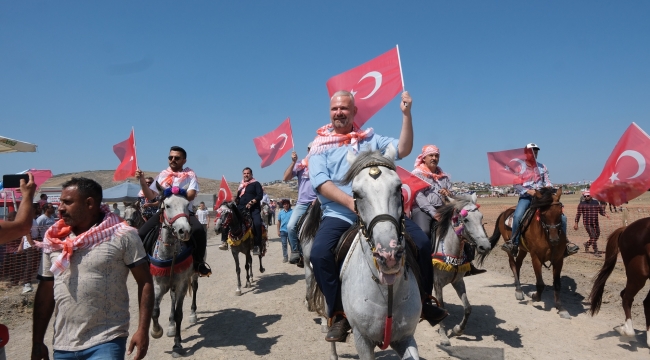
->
[463,218,469,223]
[166,205,170,209]
[353,191,362,199]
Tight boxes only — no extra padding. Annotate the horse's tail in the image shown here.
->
[476,211,505,266]
[589,226,625,316]
[306,271,327,318]
[299,199,321,246]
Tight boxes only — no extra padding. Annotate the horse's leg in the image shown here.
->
[258,253,265,273]
[352,330,375,360]
[552,257,570,319]
[512,250,527,301]
[233,249,242,296]
[172,281,188,357]
[189,274,199,325]
[151,282,165,339]
[391,336,420,360]
[450,278,471,335]
[643,287,650,346]
[434,276,450,346]
[329,342,338,360]
[167,288,177,337]
[246,250,253,287]
[615,269,647,337]
[527,254,545,302]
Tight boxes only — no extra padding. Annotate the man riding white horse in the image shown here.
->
[308,90,447,342]
[501,143,580,257]
[410,144,486,276]
[136,146,210,276]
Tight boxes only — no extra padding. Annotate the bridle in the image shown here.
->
[538,201,563,241]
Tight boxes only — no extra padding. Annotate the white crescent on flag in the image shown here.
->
[218,188,228,201]
[402,184,412,204]
[271,133,288,150]
[508,159,527,175]
[350,71,383,100]
[616,150,646,179]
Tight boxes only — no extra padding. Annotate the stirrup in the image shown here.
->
[198,262,212,277]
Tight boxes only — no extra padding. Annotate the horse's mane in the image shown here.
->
[340,150,395,186]
[224,201,244,225]
[530,187,556,210]
[436,194,473,242]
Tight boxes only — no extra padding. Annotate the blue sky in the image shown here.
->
[1,1,649,185]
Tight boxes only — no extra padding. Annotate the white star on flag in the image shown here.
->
[609,172,619,183]
[270,143,275,149]
[504,165,510,171]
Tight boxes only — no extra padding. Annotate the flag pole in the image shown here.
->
[396,44,407,107]
[132,127,139,171]
[288,117,295,151]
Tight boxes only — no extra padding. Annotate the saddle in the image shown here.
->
[506,207,536,240]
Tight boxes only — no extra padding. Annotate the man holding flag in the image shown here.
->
[308,90,447,342]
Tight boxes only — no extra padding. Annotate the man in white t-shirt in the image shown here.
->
[196,202,210,233]
[135,146,210,276]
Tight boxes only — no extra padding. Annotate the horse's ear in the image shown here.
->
[555,186,563,201]
[383,143,397,161]
[346,149,358,165]
[534,190,543,199]
[471,193,478,203]
[155,181,163,193]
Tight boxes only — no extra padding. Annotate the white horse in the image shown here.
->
[149,186,199,358]
[431,194,491,346]
[302,147,422,360]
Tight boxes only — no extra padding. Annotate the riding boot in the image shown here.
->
[501,240,518,257]
[421,296,448,327]
[465,263,487,276]
[296,256,304,268]
[325,294,350,342]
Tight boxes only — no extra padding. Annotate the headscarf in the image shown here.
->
[308,124,374,155]
[413,145,440,168]
[412,145,448,181]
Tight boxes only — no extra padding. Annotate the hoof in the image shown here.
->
[439,338,451,346]
[527,291,540,301]
[151,326,163,339]
[321,323,329,333]
[260,267,265,273]
[172,351,183,359]
[558,310,571,319]
[245,282,251,288]
[167,327,176,337]
[615,324,636,337]
[515,291,524,301]
[172,344,183,358]
[189,314,197,325]
[452,325,464,336]
[235,289,242,296]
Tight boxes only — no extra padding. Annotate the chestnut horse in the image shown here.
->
[589,217,650,346]
[479,187,571,319]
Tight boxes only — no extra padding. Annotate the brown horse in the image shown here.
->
[479,187,571,318]
[589,217,650,345]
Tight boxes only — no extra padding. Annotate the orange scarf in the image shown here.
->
[158,167,196,188]
[308,124,374,155]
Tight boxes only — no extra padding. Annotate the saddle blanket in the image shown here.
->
[432,242,470,273]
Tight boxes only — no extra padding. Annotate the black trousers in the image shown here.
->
[138,210,207,267]
[411,206,475,262]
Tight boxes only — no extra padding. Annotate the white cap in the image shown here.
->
[526,143,540,150]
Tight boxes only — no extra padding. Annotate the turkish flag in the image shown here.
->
[396,166,430,215]
[253,118,293,168]
[591,123,650,206]
[113,129,138,181]
[487,148,528,186]
[215,176,233,210]
[327,47,403,128]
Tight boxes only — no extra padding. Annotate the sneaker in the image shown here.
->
[253,246,260,256]
[283,257,288,263]
[22,283,33,294]
[219,242,228,251]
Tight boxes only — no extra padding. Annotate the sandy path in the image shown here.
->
[6,225,650,359]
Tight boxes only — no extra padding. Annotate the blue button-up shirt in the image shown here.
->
[309,133,399,224]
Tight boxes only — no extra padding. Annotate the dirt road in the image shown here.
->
[5,225,650,359]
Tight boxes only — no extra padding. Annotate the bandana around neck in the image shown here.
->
[238,178,258,197]
[308,123,374,155]
[413,163,448,181]
[39,204,130,276]
[158,167,196,188]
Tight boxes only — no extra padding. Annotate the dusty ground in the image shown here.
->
[4,195,650,359]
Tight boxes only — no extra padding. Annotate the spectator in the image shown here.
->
[574,190,609,256]
[196,202,210,233]
[138,177,159,221]
[36,203,57,239]
[269,200,277,225]
[37,194,48,211]
[0,173,36,244]
[276,200,293,263]
[31,177,152,360]
[112,203,121,217]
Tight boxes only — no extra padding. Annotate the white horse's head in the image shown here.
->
[345,144,405,285]
[214,202,233,235]
[123,203,140,227]
[450,193,491,255]
[159,184,192,241]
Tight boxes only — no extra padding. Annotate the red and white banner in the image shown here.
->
[591,123,650,206]
[215,176,233,210]
[113,129,138,181]
[396,166,430,215]
[487,148,528,186]
[326,47,403,128]
[253,118,294,168]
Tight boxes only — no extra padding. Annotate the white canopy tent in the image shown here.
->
[0,136,37,153]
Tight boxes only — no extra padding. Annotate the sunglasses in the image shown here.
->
[168,156,183,161]
[146,182,153,185]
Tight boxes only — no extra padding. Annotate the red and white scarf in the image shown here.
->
[308,124,374,155]
[238,178,259,197]
[158,167,196,188]
[413,163,448,181]
[40,205,130,276]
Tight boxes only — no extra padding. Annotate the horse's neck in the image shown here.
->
[436,220,462,256]
[157,227,183,260]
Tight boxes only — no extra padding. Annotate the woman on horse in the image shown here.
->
[411,144,486,276]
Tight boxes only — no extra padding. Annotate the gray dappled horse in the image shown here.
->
[149,186,200,358]
[431,194,491,346]
[123,202,145,229]
[215,201,266,296]
[301,146,422,360]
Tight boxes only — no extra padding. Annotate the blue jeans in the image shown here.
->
[280,231,289,259]
[287,203,310,254]
[54,337,127,360]
[512,196,568,246]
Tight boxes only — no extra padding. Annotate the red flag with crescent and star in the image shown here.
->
[215,175,232,210]
[253,117,294,168]
[487,148,528,186]
[591,123,650,206]
[326,47,403,128]
[396,166,430,215]
[112,128,138,181]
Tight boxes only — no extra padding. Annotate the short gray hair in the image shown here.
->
[330,90,355,106]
